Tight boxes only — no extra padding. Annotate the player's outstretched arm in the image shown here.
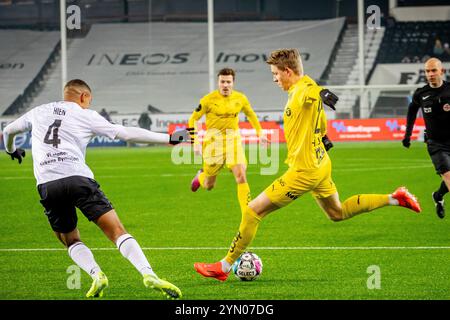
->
[169,127,195,145]
[114,125,193,145]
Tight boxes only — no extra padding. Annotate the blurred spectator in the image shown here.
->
[386,16,396,28]
[138,112,152,130]
[442,42,450,61]
[421,54,431,63]
[401,56,411,63]
[444,42,450,55]
[412,56,421,63]
[99,108,112,122]
[433,39,444,56]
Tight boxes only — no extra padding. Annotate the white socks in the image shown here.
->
[68,242,101,279]
[68,234,157,280]
[220,259,232,273]
[116,233,156,277]
[388,195,399,206]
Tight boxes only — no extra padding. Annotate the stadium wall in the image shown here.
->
[369,63,450,85]
[390,5,450,21]
[30,19,345,113]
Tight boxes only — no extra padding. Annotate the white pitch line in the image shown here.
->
[1,246,450,252]
[0,165,432,180]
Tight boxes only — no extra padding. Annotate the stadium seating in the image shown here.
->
[369,92,412,118]
[0,29,59,115]
[376,20,450,63]
[28,19,344,114]
[321,23,385,118]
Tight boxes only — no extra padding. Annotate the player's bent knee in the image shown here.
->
[326,208,344,222]
[328,215,343,222]
[235,175,247,184]
[205,183,215,190]
[204,179,215,190]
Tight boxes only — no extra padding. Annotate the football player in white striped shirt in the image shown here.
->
[2,79,191,299]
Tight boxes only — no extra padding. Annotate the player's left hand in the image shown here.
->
[322,135,334,151]
[6,148,26,164]
[320,89,339,110]
[169,128,195,145]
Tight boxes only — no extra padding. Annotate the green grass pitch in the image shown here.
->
[0,142,449,300]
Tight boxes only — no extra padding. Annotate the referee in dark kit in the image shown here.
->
[403,57,450,219]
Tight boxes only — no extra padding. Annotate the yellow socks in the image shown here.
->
[237,182,251,214]
[198,172,206,188]
[224,207,261,265]
[341,194,389,220]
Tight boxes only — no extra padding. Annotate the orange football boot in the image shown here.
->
[391,187,422,213]
[194,262,229,282]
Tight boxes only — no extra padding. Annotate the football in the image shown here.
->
[232,251,263,281]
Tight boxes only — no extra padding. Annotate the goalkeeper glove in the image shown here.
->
[6,148,26,164]
[320,89,339,110]
[169,128,195,145]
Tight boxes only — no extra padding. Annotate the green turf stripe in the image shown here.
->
[2,246,450,252]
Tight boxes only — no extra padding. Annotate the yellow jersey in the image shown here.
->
[283,75,329,170]
[188,90,262,142]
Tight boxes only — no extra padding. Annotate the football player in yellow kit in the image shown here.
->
[194,49,422,282]
[189,68,268,214]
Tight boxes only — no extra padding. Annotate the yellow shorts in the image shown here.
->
[264,158,337,208]
[202,136,247,177]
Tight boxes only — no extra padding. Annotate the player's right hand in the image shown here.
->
[402,137,411,148]
[6,148,26,164]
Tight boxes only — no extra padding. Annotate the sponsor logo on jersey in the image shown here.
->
[285,191,298,200]
[285,107,291,117]
[423,107,432,113]
[422,95,431,100]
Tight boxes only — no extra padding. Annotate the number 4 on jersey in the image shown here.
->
[44,120,62,148]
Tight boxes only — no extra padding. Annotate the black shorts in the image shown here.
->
[37,176,114,233]
[427,140,450,175]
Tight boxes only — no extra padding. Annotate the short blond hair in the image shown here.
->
[266,48,303,75]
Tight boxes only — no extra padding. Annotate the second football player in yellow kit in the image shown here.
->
[189,68,268,214]
[194,49,422,282]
